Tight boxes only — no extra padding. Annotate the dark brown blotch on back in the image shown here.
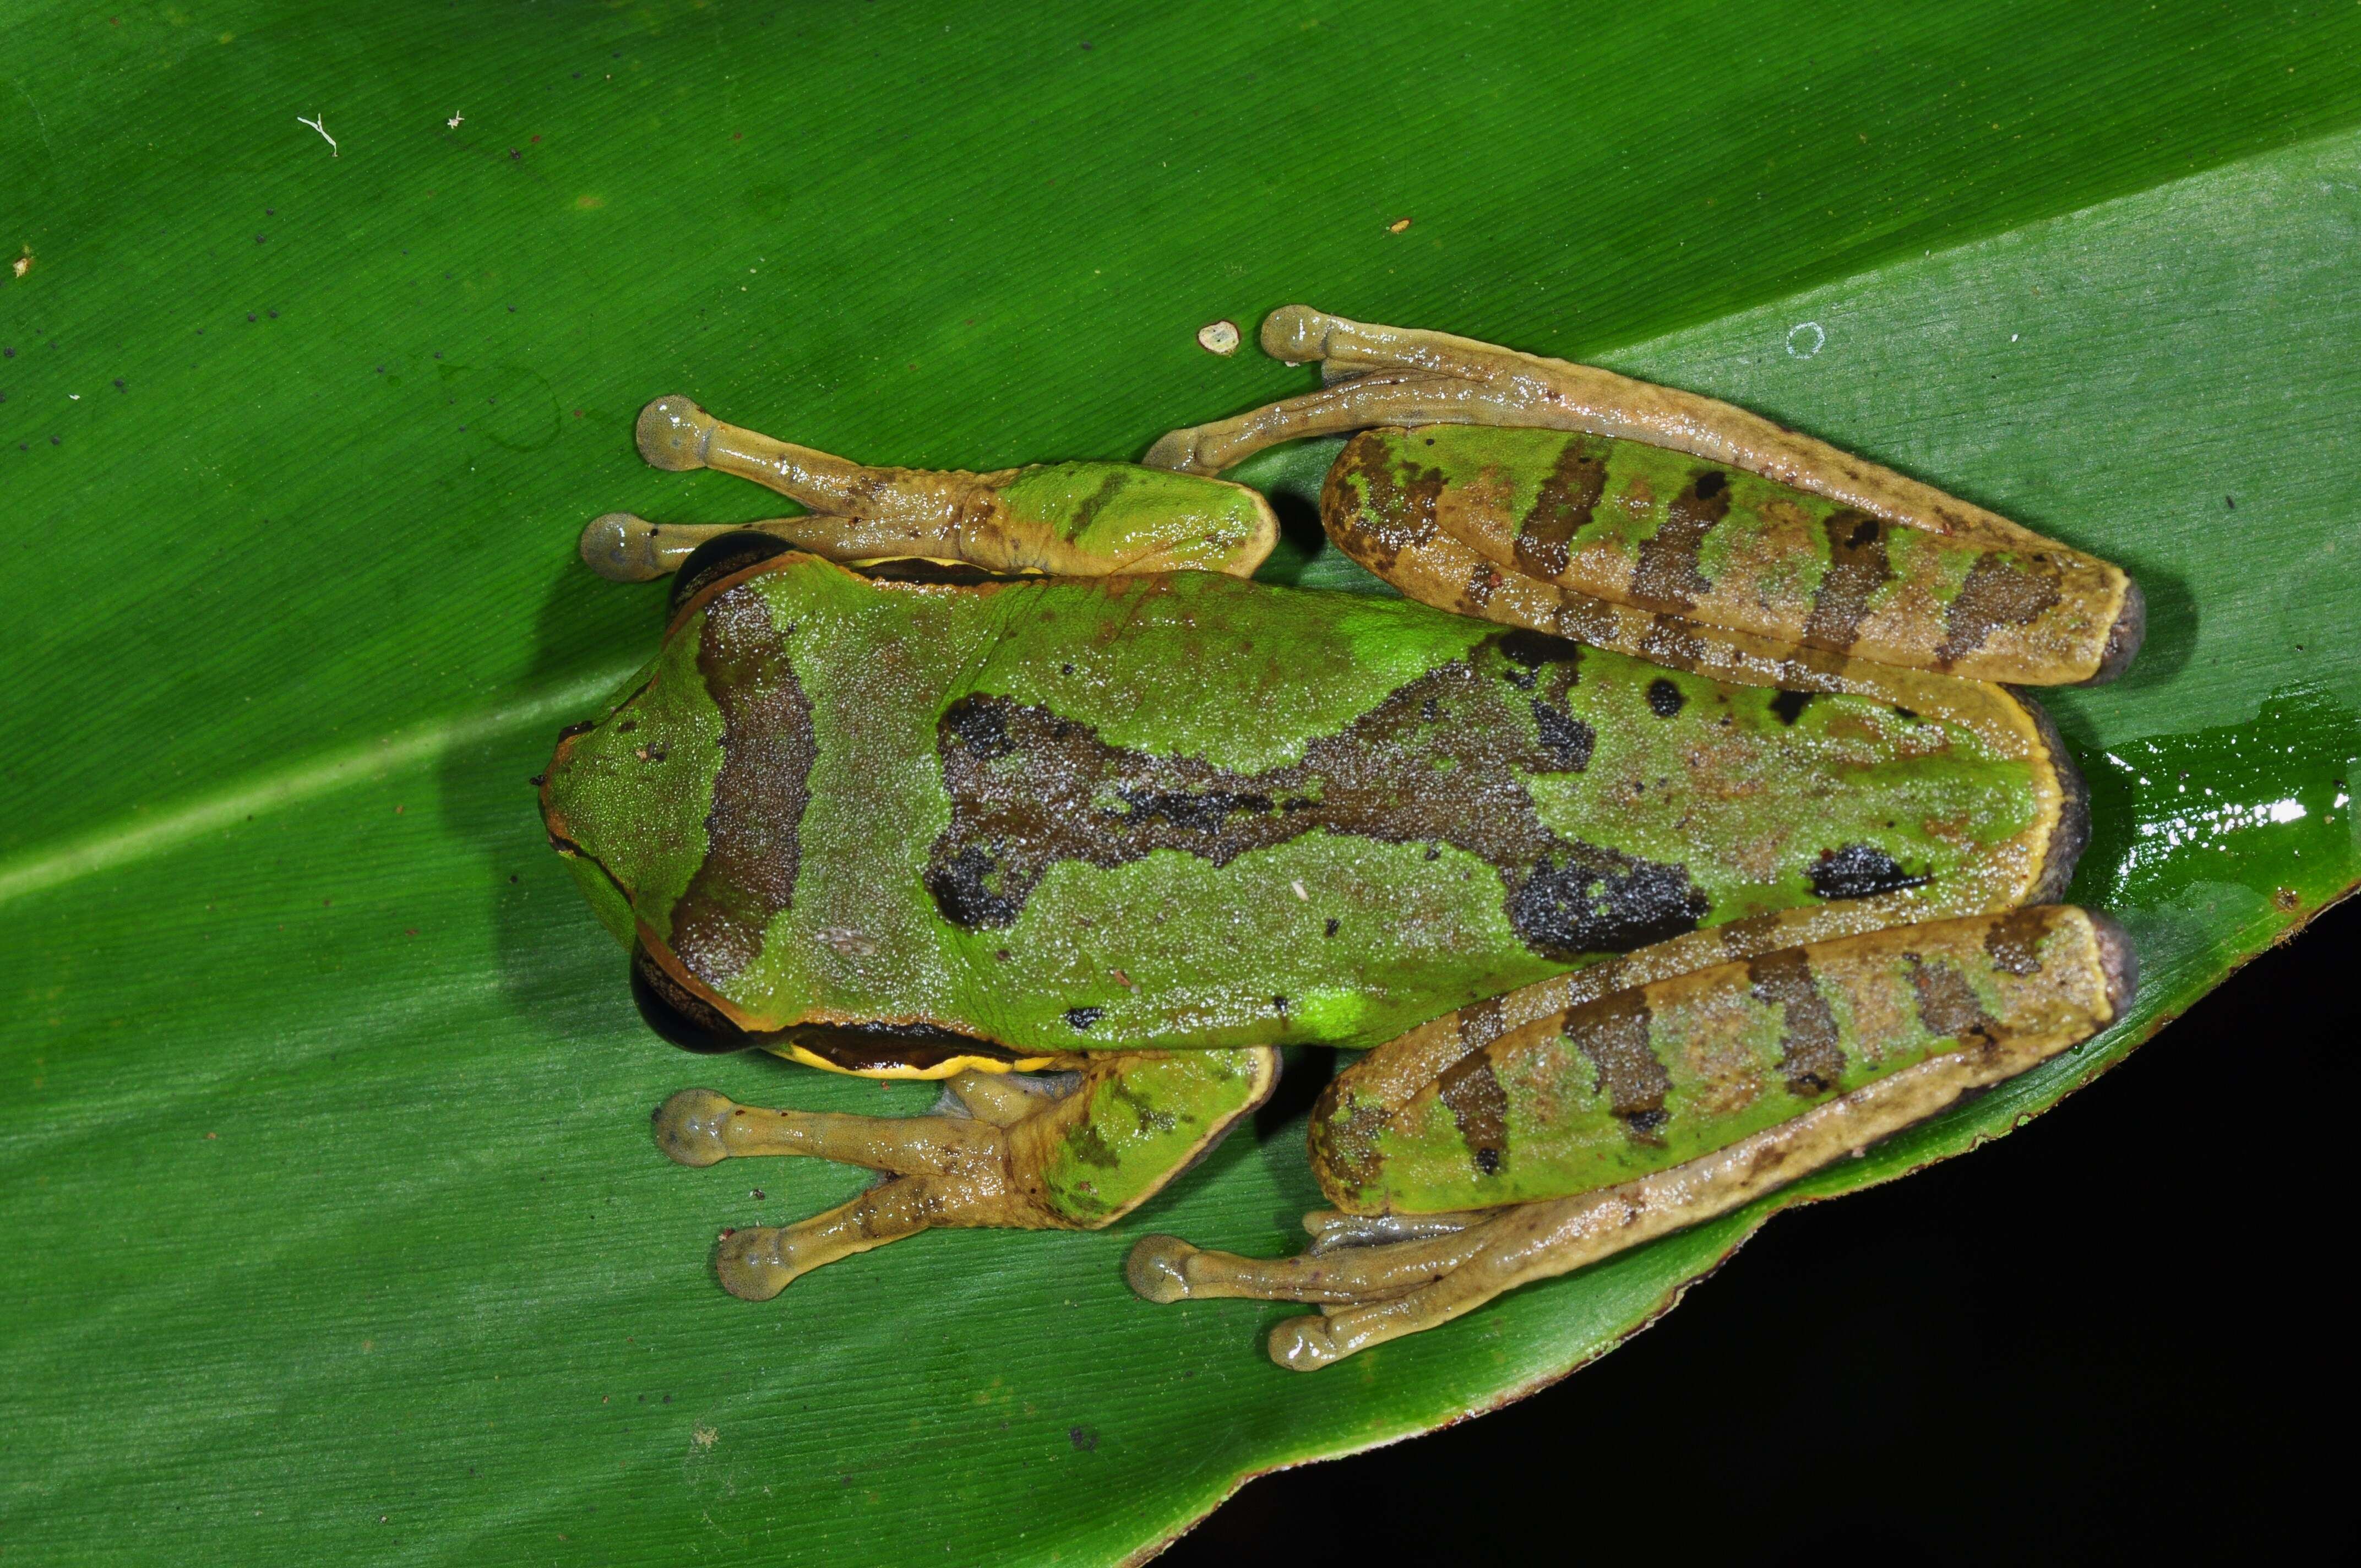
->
[923,636,1703,960]
[1629,469,1731,613]
[1513,438,1608,582]
[1802,511,1892,652]
[1566,989,1671,1143]
[1747,947,1846,1099]
[1934,553,2065,668]
[667,586,817,986]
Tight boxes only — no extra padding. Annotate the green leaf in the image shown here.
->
[4,4,2356,1562]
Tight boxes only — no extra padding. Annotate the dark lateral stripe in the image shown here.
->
[1628,470,1729,612]
[668,586,817,986]
[1801,510,1891,651]
[1745,948,1847,1099]
[1513,439,1607,581]
[1435,1053,1510,1177]
[1566,989,1671,1143]
[1933,553,2065,668]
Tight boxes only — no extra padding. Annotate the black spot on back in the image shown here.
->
[1064,1006,1103,1031]
[1769,689,1814,725]
[1807,843,1931,900]
[1532,701,1596,769]
[1646,678,1685,718]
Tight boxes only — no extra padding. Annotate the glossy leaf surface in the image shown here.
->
[3,4,2357,1562]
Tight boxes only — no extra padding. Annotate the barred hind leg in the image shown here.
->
[1125,906,2134,1369]
[580,397,1277,582]
[653,1048,1276,1299]
[1144,305,2142,689]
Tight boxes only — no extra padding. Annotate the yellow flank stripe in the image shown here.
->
[771,1044,1062,1080]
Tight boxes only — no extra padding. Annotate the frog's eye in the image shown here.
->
[630,940,770,1054]
[668,531,796,619]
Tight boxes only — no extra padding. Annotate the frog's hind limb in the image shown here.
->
[580,396,1277,582]
[1125,906,2133,1369]
[1144,306,2142,688]
[652,1048,1277,1300]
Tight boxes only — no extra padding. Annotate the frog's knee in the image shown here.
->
[637,395,716,472]
[652,1087,738,1168]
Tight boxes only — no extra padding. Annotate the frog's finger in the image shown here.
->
[1300,1208,1487,1252]
[1160,304,2060,558]
[714,1176,977,1301]
[628,396,1276,578]
[651,1087,1003,1177]
[1125,1221,1497,1306]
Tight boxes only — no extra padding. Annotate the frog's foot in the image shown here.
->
[580,396,1275,583]
[1145,305,2141,688]
[1128,906,2135,1368]
[654,1048,1278,1299]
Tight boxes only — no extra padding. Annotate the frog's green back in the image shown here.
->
[541,554,2056,1058]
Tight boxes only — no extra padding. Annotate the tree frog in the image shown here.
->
[541,307,2142,1370]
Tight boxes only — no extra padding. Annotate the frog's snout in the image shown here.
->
[637,395,716,472]
[653,1087,738,1168]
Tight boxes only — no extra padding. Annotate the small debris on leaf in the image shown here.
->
[1388,216,1412,233]
[1195,318,1241,356]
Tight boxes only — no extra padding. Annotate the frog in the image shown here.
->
[540,306,2142,1370]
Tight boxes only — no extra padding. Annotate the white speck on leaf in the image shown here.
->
[10,247,28,279]
[1290,879,1309,901]
[447,111,464,128]
[1785,322,1825,358]
[1195,319,1240,356]
[296,112,338,156]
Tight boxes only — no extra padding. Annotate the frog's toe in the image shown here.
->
[636,395,716,471]
[652,1087,738,1168]
[1266,1313,1346,1373]
[579,512,665,582]
[712,1224,795,1300]
[1123,1235,1199,1304]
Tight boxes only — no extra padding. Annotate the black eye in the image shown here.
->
[668,531,795,618]
[630,941,768,1054]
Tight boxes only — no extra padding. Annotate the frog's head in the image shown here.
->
[537,645,725,959]
[538,566,820,1053]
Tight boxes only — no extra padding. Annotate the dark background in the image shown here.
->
[1166,895,2359,1564]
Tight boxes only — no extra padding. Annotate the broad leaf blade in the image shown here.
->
[3,6,2357,1565]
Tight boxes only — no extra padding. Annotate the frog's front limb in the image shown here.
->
[579,396,1277,582]
[652,1048,1277,1299]
[1125,906,2132,1369]
[1146,306,2141,688]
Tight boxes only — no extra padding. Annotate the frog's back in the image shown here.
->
[547,553,2059,1059]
